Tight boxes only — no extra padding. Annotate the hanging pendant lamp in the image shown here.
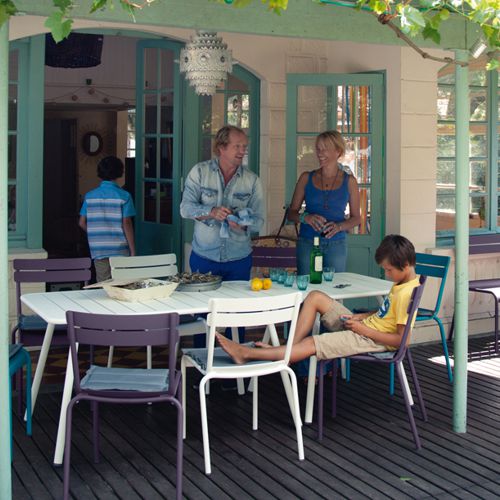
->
[180,31,233,96]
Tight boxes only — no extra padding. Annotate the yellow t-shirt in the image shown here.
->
[362,277,420,335]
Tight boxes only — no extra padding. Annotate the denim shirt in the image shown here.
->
[180,158,265,262]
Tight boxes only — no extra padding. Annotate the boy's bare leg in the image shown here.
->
[216,332,317,364]
[292,291,335,344]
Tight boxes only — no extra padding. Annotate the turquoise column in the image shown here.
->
[0,20,13,500]
[453,49,469,433]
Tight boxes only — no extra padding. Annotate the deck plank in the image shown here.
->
[10,338,500,499]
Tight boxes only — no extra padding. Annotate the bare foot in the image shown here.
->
[254,341,272,348]
[215,332,248,364]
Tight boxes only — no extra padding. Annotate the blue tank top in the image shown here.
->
[300,169,350,241]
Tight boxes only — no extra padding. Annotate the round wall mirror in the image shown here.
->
[82,132,103,156]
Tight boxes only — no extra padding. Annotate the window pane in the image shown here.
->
[296,136,317,176]
[227,94,250,131]
[8,185,16,232]
[437,159,455,185]
[144,48,158,90]
[438,66,454,84]
[470,88,486,121]
[470,130,487,157]
[437,87,454,121]
[210,93,225,134]
[144,137,157,178]
[144,181,157,222]
[160,137,173,179]
[297,85,327,133]
[354,186,370,235]
[9,85,17,129]
[201,136,212,160]
[470,160,486,191]
[8,135,16,179]
[336,85,371,134]
[160,49,174,89]
[438,123,455,157]
[159,183,172,224]
[344,136,371,184]
[469,69,487,86]
[145,94,157,134]
[160,92,173,134]
[470,196,486,228]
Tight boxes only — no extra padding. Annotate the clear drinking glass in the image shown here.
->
[323,266,334,281]
[277,268,286,284]
[284,272,295,287]
[269,268,280,282]
[296,274,309,291]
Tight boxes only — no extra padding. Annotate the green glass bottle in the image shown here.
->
[310,236,323,284]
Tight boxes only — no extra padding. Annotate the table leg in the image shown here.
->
[53,343,78,466]
[305,314,321,424]
[25,323,55,420]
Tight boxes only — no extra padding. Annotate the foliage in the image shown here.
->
[0,0,498,68]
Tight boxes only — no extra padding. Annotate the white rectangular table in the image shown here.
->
[22,272,391,465]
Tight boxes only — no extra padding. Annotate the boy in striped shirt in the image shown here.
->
[79,156,136,282]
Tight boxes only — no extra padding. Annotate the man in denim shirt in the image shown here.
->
[180,125,264,282]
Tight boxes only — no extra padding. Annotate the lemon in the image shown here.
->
[262,278,272,290]
[250,278,263,291]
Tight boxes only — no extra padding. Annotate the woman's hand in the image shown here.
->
[320,221,343,238]
[304,213,327,233]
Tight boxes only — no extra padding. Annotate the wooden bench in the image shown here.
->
[448,234,500,353]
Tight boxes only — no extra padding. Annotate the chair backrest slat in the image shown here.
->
[66,311,180,394]
[393,275,427,362]
[252,246,297,269]
[110,254,178,280]
[205,293,302,370]
[415,252,450,314]
[13,258,92,316]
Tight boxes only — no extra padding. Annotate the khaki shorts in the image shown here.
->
[313,302,386,360]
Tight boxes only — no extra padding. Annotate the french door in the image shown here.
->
[286,73,385,283]
[135,39,183,255]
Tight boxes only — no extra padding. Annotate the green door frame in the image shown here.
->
[286,72,385,281]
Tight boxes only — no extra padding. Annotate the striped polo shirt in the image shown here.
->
[80,181,136,260]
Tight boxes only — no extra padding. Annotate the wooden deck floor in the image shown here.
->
[11,336,500,499]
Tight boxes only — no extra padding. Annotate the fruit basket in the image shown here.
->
[102,279,178,302]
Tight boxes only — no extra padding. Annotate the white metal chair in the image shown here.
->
[108,254,206,368]
[181,292,304,474]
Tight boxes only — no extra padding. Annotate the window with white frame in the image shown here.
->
[436,57,499,237]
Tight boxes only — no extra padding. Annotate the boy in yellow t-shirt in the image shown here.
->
[216,234,420,364]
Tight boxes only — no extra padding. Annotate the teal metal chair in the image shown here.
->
[9,344,32,459]
[389,253,452,394]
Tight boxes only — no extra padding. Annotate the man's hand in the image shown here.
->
[228,220,246,231]
[210,206,232,221]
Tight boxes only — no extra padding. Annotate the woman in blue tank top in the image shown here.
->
[288,130,361,275]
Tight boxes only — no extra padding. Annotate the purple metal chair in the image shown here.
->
[63,311,183,500]
[11,257,91,346]
[317,276,428,449]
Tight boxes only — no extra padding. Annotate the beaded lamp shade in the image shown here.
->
[180,31,233,96]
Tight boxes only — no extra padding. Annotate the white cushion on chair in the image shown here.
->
[81,365,169,392]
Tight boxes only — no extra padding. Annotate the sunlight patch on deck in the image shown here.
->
[429,348,500,380]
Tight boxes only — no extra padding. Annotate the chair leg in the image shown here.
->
[181,357,187,439]
[63,398,78,500]
[285,367,304,460]
[92,401,100,463]
[231,327,245,395]
[389,363,395,396]
[436,317,453,382]
[331,359,338,418]
[23,350,32,436]
[9,373,13,461]
[147,345,152,369]
[171,398,183,500]
[252,376,258,430]
[317,360,325,441]
[406,351,427,421]
[107,346,114,368]
[16,369,23,416]
[395,362,421,449]
[199,376,212,474]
